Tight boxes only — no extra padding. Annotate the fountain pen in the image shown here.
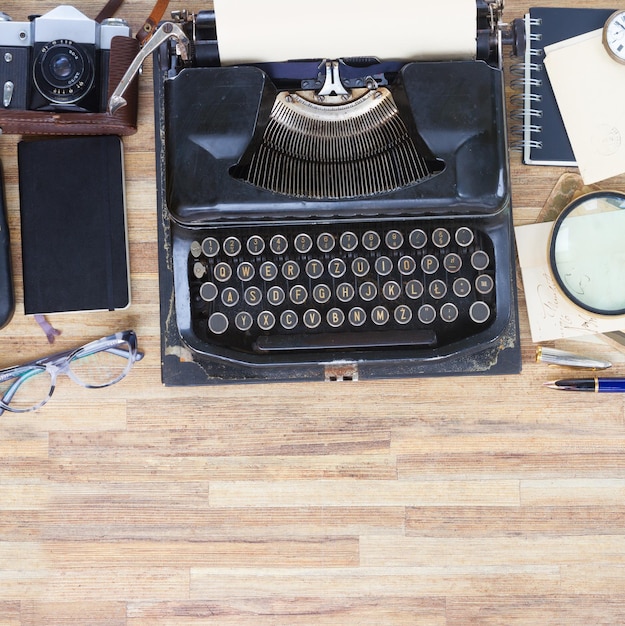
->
[545,377,625,392]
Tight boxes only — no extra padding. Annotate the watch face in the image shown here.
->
[604,10,625,63]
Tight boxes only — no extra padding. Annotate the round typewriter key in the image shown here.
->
[328,258,346,279]
[385,229,404,250]
[201,236,220,257]
[418,304,437,324]
[235,311,254,331]
[351,257,370,277]
[223,236,242,257]
[371,305,390,325]
[398,256,416,276]
[282,260,300,280]
[455,226,475,247]
[244,286,262,306]
[453,277,472,298]
[327,308,345,328]
[549,190,625,315]
[313,284,332,304]
[336,282,355,303]
[303,309,322,329]
[267,286,286,306]
[289,285,308,305]
[443,253,462,273]
[247,235,265,255]
[340,231,358,252]
[475,274,494,295]
[374,256,393,276]
[469,301,491,324]
[208,312,229,334]
[394,304,412,324]
[199,281,218,302]
[280,310,298,330]
[237,262,255,281]
[409,228,427,249]
[362,230,381,251]
[471,250,490,271]
[382,281,401,301]
[317,232,335,253]
[257,310,276,331]
[429,280,447,299]
[359,282,377,301]
[405,279,424,299]
[348,307,367,327]
[432,228,451,248]
[221,287,239,307]
[294,233,313,254]
[440,302,459,323]
[259,261,278,281]
[270,234,289,255]
[305,259,324,279]
[421,255,439,274]
[213,262,232,282]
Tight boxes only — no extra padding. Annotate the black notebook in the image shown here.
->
[521,7,615,166]
[18,136,130,315]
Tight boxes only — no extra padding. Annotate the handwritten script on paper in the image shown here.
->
[514,221,625,342]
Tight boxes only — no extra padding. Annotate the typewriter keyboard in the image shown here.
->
[186,220,496,355]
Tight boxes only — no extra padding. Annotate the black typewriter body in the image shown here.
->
[152,6,522,384]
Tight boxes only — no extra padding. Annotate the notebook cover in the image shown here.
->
[523,7,615,166]
[18,136,130,314]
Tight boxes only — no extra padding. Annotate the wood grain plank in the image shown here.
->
[189,566,562,599]
[127,598,447,625]
[208,479,521,507]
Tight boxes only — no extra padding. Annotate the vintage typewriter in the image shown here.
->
[116,0,524,383]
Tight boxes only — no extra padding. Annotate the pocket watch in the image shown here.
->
[603,10,625,64]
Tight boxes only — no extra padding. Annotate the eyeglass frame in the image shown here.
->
[0,330,144,415]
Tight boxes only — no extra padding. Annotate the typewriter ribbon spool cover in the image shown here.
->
[153,0,522,383]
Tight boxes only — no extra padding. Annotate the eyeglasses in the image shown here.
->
[0,330,143,415]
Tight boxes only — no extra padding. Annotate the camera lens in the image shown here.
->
[33,40,94,105]
[50,53,75,81]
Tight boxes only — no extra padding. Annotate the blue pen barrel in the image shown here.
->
[597,378,625,393]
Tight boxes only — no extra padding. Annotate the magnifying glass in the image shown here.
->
[549,190,625,316]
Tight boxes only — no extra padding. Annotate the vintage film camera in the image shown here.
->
[0,5,139,135]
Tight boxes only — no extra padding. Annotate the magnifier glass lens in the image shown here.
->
[550,191,625,315]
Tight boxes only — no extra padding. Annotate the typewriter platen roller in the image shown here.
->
[147,0,524,384]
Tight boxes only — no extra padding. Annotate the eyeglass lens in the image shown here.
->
[69,338,135,388]
[0,366,52,411]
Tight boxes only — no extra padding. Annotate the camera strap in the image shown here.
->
[95,0,170,46]
[94,0,125,23]
[136,0,171,45]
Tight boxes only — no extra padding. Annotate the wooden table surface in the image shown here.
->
[2,0,625,623]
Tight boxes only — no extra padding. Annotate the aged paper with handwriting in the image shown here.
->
[514,221,625,342]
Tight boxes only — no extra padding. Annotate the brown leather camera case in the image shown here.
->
[0,36,140,136]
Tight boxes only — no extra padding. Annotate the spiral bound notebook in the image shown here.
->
[521,7,614,166]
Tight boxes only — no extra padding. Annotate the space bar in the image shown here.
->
[253,329,437,353]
